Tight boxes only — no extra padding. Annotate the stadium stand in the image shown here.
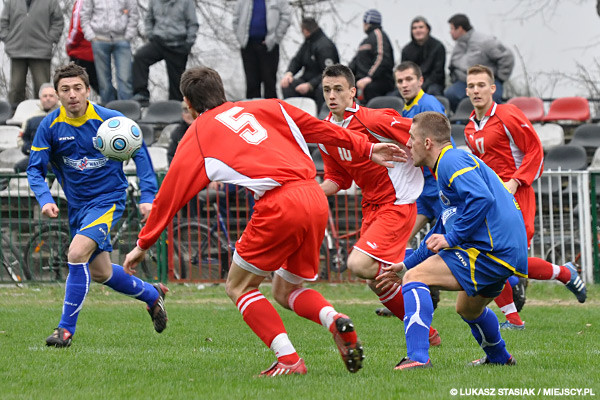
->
[105,100,142,121]
[449,97,473,124]
[507,96,545,122]
[366,96,404,113]
[542,96,590,122]
[283,97,318,117]
[6,99,40,126]
[533,123,564,151]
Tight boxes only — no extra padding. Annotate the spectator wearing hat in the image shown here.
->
[401,16,446,97]
[233,0,292,99]
[444,13,514,112]
[348,9,395,103]
[280,17,339,110]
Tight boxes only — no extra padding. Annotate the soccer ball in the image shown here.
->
[93,116,143,161]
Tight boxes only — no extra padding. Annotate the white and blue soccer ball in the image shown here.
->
[93,116,143,162]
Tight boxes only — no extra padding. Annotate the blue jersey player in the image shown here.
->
[27,63,167,348]
[377,111,527,369]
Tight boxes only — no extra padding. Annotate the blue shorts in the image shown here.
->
[416,193,441,221]
[439,246,518,297]
[68,195,126,258]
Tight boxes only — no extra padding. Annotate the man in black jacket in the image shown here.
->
[349,9,395,103]
[280,18,339,111]
[401,16,446,96]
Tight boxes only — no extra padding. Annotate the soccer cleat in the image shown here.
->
[564,262,587,303]
[329,313,364,373]
[375,307,394,317]
[429,328,442,346]
[394,356,432,370]
[259,358,307,377]
[469,355,516,366]
[45,327,72,348]
[512,277,528,312]
[147,283,169,333]
[430,288,441,310]
[500,321,525,330]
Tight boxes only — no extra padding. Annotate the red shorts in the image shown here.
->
[514,185,536,243]
[233,180,328,281]
[353,202,416,265]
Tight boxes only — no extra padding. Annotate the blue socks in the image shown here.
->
[463,307,511,364]
[402,281,434,363]
[103,264,158,307]
[58,262,91,335]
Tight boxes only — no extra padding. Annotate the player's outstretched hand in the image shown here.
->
[370,143,407,168]
[375,262,406,291]
[123,246,146,275]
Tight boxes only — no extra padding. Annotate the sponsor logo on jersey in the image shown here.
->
[441,207,457,227]
[366,241,378,250]
[59,136,75,141]
[455,251,467,267]
[63,156,108,171]
[390,118,402,127]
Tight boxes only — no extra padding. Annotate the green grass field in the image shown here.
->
[0,281,598,400]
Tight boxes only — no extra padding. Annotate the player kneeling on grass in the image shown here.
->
[27,63,167,348]
[124,66,406,376]
[377,111,527,369]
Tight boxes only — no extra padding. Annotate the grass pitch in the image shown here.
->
[0,282,598,399]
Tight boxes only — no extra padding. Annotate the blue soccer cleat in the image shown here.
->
[500,321,525,330]
[564,262,586,303]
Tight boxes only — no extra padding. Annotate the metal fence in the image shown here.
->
[1,170,598,284]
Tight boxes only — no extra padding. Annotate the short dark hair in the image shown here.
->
[301,17,319,33]
[448,14,472,31]
[53,63,90,90]
[413,111,451,145]
[395,61,423,80]
[179,67,227,113]
[322,64,355,88]
[467,64,495,83]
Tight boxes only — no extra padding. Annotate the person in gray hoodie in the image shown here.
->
[0,0,64,108]
[80,0,139,105]
[132,0,199,104]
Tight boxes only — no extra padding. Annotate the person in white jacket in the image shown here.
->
[232,0,292,99]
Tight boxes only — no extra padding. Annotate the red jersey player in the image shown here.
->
[319,64,442,348]
[123,67,405,376]
[464,64,586,329]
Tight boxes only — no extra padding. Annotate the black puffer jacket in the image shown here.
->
[286,28,339,89]
[349,25,394,85]
[401,35,446,92]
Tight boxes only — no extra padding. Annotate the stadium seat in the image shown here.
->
[588,147,600,170]
[0,147,26,168]
[147,146,168,171]
[506,96,545,122]
[6,99,40,126]
[533,123,564,151]
[0,99,13,125]
[283,97,318,117]
[105,100,142,121]
[542,96,590,122]
[451,124,466,147]
[568,123,600,161]
[544,144,588,171]
[0,125,21,151]
[139,100,182,126]
[153,123,178,149]
[138,123,156,146]
[318,102,330,119]
[449,97,474,124]
[366,96,404,113]
[435,95,451,116]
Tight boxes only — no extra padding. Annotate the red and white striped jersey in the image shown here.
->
[138,99,375,249]
[320,103,424,206]
[464,103,544,186]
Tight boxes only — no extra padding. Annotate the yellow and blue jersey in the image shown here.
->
[405,146,528,280]
[27,102,157,210]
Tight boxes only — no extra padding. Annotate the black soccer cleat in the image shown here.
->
[46,327,72,348]
[147,283,169,333]
[512,277,528,312]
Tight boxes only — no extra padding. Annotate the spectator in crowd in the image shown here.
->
[349,9,395,103]
[14,83,59,173]
[167,101,195,166]
[0,0,64,109]
[66,0,99,95]
[280,17,339,110]
[233,0,292,99]
[132,0,199,105]
[444,13,514,112]
[401,16,446,96]
[80,0,139,105]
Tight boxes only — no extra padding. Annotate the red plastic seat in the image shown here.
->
[506,97,545,122]
[542,97,590,122]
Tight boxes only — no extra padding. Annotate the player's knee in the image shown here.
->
[455,302,483,321]
[347,253,374,279]
[67,246,90,264]
[224,279,240,302]
[403,268,418,284]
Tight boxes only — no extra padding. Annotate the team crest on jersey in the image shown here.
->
[63,156,107,171]
[439,191,450,206]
